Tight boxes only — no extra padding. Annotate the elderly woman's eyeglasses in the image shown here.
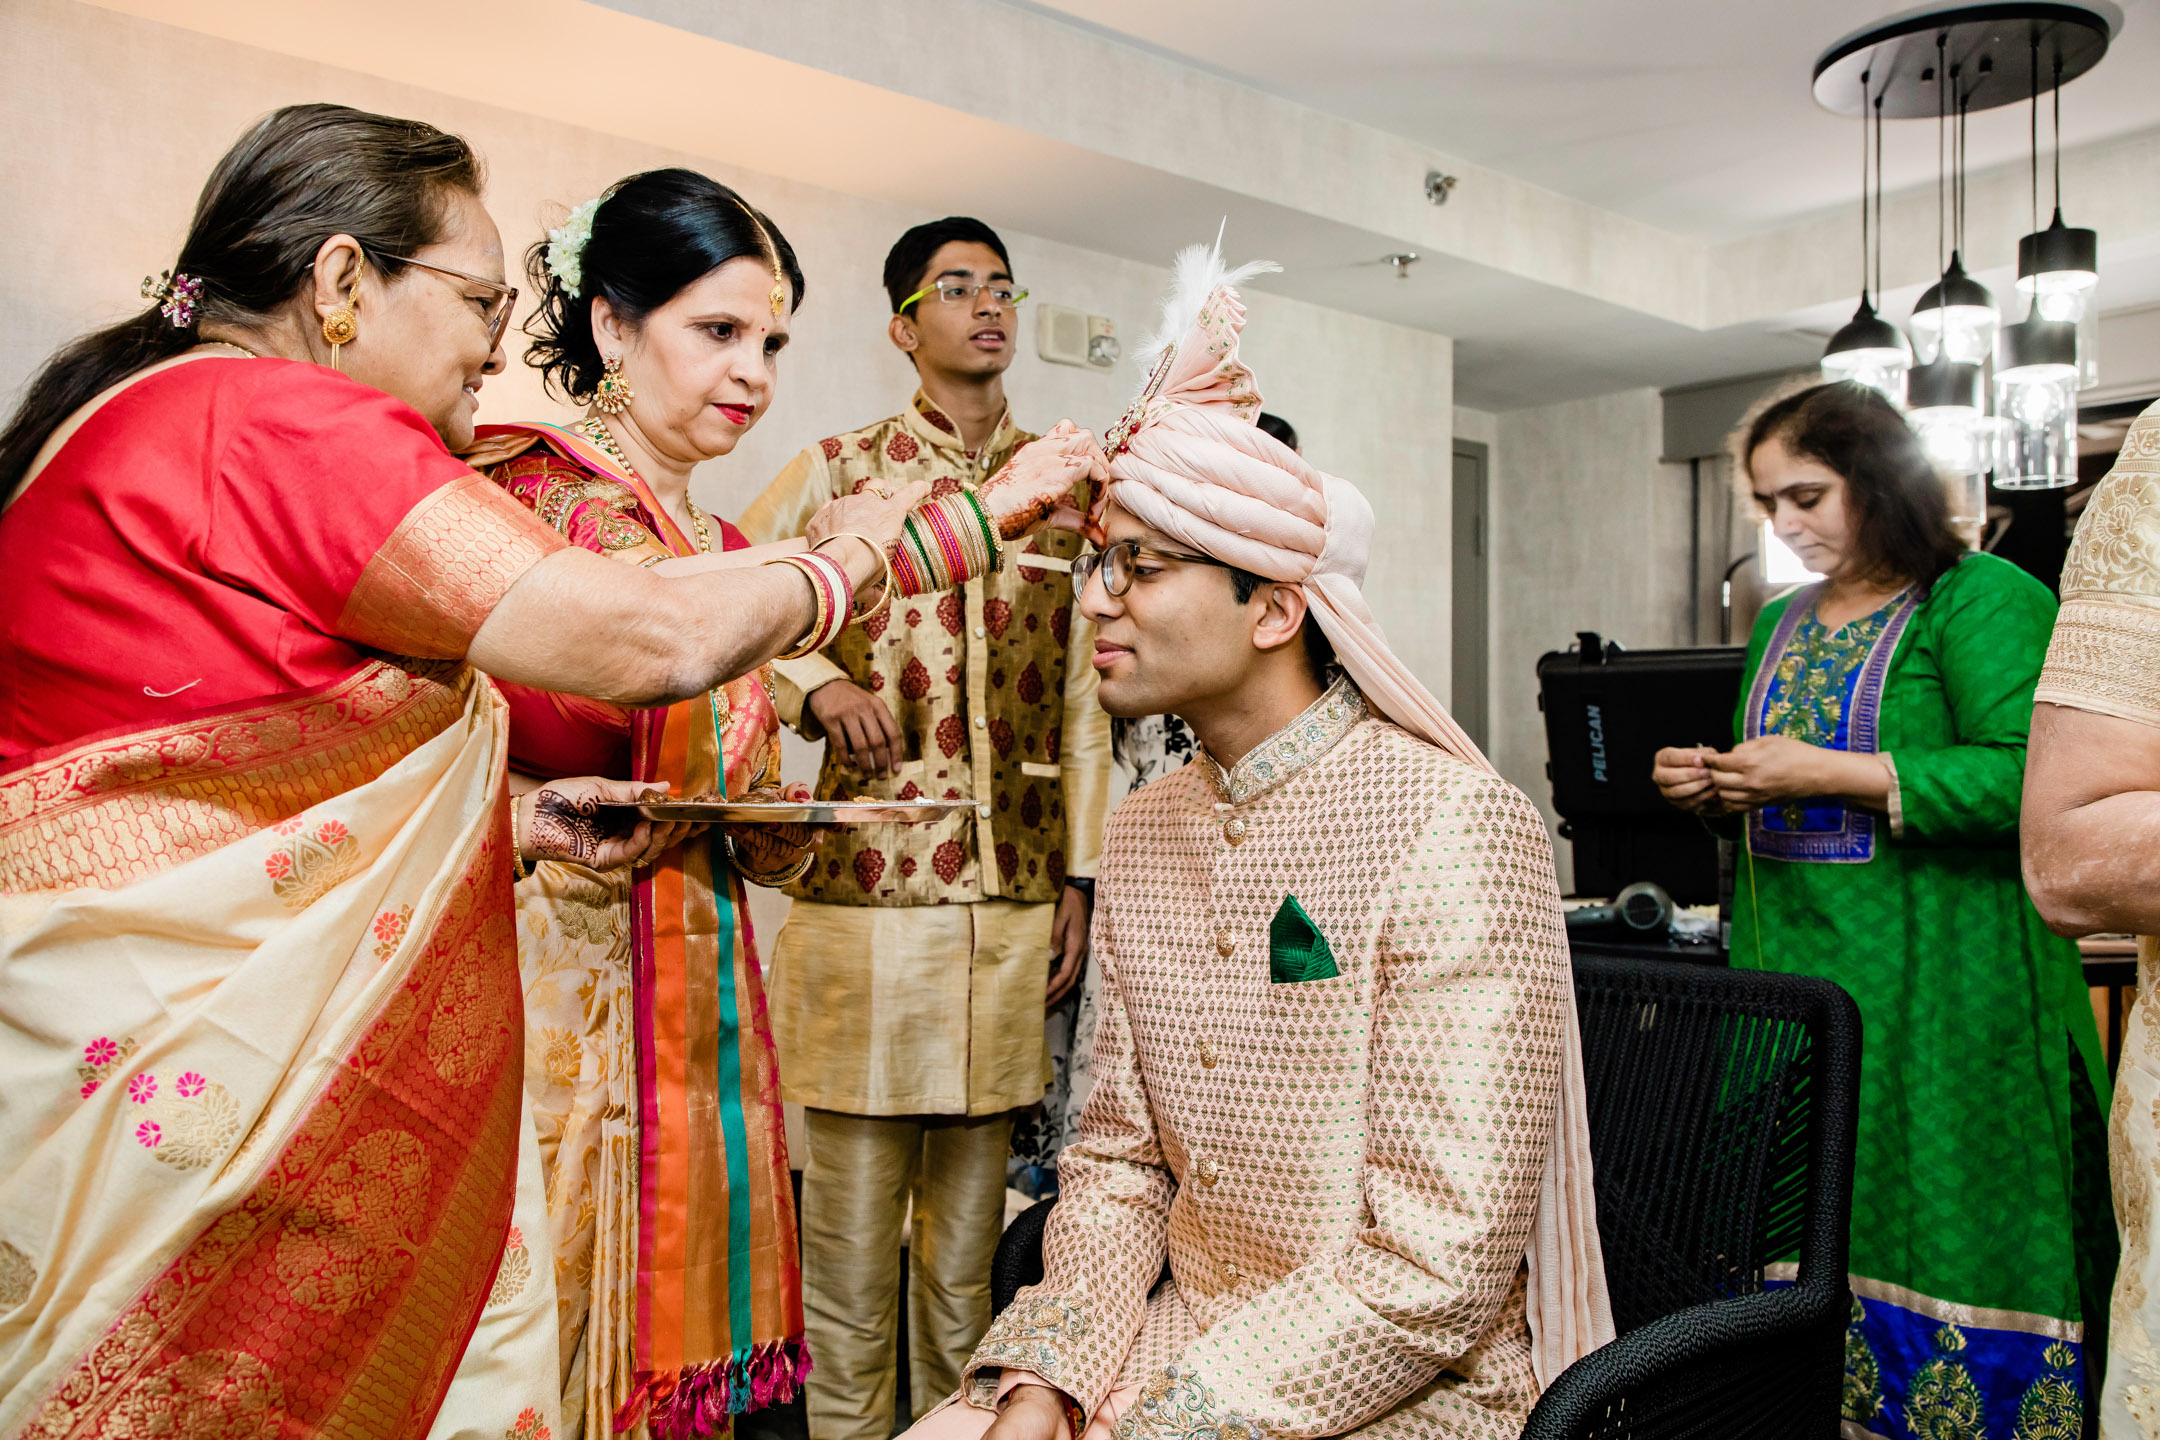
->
[1072,538,1229,599]
[382,254,519,347]
[896,280,1029,315]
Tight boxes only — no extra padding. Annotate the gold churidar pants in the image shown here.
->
[800,1108,1016,1439]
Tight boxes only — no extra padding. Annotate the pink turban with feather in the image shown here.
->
[1105,246,1490,773]
[1104,241,1614,1385]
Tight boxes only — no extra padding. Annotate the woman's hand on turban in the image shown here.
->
[978,420,1110,541]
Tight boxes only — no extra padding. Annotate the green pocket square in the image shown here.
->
[1268,895,1339,984]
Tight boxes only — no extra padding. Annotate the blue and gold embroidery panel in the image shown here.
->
[1791,1283,2085,1440]
[1743,585,1918,864]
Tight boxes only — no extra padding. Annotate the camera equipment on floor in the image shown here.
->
[1565,881,1676,938]
[1537,632,1746,907]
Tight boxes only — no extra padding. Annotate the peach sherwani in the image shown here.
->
[952,679,1572,1439]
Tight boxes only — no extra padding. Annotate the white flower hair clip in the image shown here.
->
[544,196,604,298]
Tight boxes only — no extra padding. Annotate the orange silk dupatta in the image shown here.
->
[475,423,806,1437]
[0,660,523,1440]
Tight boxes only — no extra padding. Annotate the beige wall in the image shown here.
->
[2,0,1457,926]
[1488,389,1694,890]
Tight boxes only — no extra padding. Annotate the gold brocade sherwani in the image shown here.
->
[960,680,1570,1440]
[737,390,1112,1116]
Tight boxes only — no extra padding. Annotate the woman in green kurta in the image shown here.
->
[1655,380,2112,1440]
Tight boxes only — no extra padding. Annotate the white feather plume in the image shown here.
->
[1129,224,1281,399]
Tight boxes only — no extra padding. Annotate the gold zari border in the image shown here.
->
[2035,597,2160,730]
[337,473,568,659]
[0,663,467,894]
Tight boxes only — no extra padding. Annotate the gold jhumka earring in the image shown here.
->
[594,354,635,415]
[321,261,362,371]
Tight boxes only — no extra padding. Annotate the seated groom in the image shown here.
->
[907,247,1612,1440]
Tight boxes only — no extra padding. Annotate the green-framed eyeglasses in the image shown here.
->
[896,279,1029,315]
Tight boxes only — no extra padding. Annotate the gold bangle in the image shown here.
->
[726,835,816,888]
[511,793,533,880]
[770,552,846,660]
[815,531,893,622]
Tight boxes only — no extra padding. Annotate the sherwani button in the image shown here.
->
[1222,1259,1241,1280]
[973,625,986,638]
[1198,1039,1217,1068]
[1196,1157,1218,1187]
[1223,817,1247,845]
[977,804,992,819]
[974,716,986,729]
[1215,929,1237,957]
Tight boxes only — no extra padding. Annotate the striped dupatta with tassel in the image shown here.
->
[471,422,807,1436]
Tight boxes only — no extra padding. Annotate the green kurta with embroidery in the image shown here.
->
[1727,552,2111,1440]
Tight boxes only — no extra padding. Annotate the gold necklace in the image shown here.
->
[578,417,709,554]
[577,418,773,728]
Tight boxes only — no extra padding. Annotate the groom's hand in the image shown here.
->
[983,1383,1073,1440]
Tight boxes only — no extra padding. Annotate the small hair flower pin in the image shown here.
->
[545,196,604,299]
[140,269,203,328]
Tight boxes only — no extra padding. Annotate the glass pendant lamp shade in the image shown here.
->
[1909,253,2000,366]
[1943,469,1989,533]
[1907,360,1988,474]
[1994,316,2080,489]
[1822,296,1914,400]
[2017,210,2100,388]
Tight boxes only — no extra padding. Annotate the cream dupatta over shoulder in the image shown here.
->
[0,662,547,1439]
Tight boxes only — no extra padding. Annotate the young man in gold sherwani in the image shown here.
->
[906,245,1609,1440]
[737,217,1112,1437]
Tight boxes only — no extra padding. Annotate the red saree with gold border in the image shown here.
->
[0,352,571,1440]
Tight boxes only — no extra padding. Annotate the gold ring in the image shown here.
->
[869,486,894,499]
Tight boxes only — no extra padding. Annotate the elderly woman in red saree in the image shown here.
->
[461,168,1109,1440]
[0,107,1101,1440]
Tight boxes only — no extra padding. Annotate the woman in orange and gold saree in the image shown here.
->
[0,108,949,1440]
[463,169,1112,1440]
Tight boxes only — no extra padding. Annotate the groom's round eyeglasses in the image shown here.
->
[1072,539,1230,599]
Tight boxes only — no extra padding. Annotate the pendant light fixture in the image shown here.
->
[1905,40,1988,472]
[1908,358,1989,473]
[1994,316,2079,487]
[1823,83,1912,399]
[1909,46,2000,369]
[1811,4,2117,496]
[2016,44,2100,388]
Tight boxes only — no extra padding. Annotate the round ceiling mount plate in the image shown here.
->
[1813,1,2117,117]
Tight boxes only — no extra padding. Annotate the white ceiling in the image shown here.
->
[1015,0,2160,242]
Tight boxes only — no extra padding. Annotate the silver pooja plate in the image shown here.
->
[605,798,976,824]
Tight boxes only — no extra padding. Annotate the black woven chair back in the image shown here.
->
[992,1195,1054,1318]
[1525,954,1860,1439]
[1575,954,1847,1330]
